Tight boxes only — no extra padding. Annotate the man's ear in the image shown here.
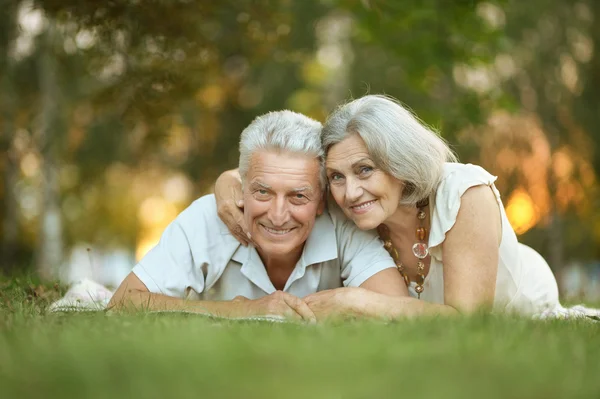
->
[316,191,327,216]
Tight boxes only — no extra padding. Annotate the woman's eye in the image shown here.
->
[258,189,268,195]
[329,173,343,182]
[359,166,373,174]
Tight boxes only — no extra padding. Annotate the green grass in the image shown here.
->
[1,276,599,399]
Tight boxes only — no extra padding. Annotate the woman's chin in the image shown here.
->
[353,216,384,231]
[340,207,384,230]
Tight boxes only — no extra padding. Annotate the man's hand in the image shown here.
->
[304,287,368,321]
[241,291,316,323]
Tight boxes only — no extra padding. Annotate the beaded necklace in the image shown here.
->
[377,198,429,299]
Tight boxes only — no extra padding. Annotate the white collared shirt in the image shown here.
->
[133,194,395,300]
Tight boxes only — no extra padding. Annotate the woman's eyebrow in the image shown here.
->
[351,157,373,167]
[326,157,373,172]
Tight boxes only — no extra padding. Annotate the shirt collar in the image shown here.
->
[299,210,338,266]
[230,210,338,293]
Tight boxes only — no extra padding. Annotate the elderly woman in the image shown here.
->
[215,95,590,318]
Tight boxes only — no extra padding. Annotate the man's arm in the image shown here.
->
[108,272,316,322]
[108,272,238,315]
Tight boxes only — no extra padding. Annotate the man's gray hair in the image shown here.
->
[239,110,326,191]
[322,95,457,206]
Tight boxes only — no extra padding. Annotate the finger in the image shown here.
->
[236,221,260,249]
[233,212,251,244]
[303,292,321,302]
[219,203,247,244]
[282,307,304,321]
[231,186,244,209]
[230,226,249,246]
[282,293,317,323]
[234,213,250,235]
[303,290,329,304]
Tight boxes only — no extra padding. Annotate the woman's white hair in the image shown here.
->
[322,95,457,205]
[239,110,326,191]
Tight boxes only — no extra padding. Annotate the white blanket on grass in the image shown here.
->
[48,279,286,322]
[49,279,600,321]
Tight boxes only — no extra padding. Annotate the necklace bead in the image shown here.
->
[378,197,430,299]
[412,243,429,259]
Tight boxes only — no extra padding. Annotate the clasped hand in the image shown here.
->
[237,288,367,323]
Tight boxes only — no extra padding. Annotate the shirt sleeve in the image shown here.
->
[328,203,396,287]
[132,200,209,298]
[428,163,501,261]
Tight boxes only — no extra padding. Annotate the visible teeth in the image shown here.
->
[352,200,375,210]
[263,226,292,235]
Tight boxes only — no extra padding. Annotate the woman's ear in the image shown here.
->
[400,181,415,201]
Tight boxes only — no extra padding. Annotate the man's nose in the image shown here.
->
[345,177,364,203]
[268,196,290,227]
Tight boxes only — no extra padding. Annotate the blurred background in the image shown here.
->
[0,0,598,299]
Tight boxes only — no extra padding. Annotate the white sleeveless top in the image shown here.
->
[408,163,561,315]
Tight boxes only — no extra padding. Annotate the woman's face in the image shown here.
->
[326,134,403,230]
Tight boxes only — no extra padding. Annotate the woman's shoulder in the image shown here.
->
[436,162,500,207]
[440,162,497,183]
[429,163,501,251]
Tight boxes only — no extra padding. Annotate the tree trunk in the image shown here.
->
[1,128,19,274]
[36,21,63,280]
[0,0,20,274]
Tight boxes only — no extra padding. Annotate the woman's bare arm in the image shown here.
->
[441,184,501,312]
[304,185,502,320]
[214,168,251,246]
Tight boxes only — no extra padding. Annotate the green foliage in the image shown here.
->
[1,0,600,273]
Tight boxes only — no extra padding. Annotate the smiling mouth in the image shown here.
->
[260,224,295,235]
[349,200,377,213]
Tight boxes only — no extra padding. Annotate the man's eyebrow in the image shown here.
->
[249,181,272,190]
[291,186,313,193]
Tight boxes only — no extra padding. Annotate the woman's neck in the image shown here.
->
[384,204,421,238]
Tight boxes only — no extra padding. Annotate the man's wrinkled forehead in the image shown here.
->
[243,150,321,190]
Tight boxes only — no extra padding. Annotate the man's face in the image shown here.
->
[243,150,324,259]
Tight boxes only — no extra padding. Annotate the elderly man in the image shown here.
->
[109,110,404,321]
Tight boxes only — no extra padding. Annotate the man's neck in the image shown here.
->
[256,245,304,291]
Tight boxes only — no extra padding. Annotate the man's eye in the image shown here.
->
[295,194,306,199]
[258,189,268,195]
[329,173,343,181]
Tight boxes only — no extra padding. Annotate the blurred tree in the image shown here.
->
[494,0,600,266]
[332,0,511,135]
[334,0,600,269]
[23,0,331,277]
[36,20,64,279]
[0,0,21,273]
[1,0,598,279]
